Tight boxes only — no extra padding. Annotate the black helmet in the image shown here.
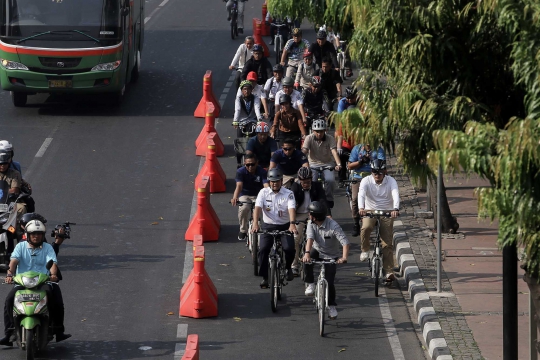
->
[317,30,327,39]
[297,167,312,180]
[272,64,284,73]
[371,159,386,172]
[267,168,283,181]
[20,213,47,230]
[308,201,327,221]
[282,76,294,87]
[345,86,358,99]
[279,93,291,105]
[252,44,263,53]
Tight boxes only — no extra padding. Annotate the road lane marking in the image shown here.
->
[378,287,406,360]
[177,324,188,340]
[159,0,169,6]
[173,342,185,359]
[35,138,53,158]
[144,17,151,23]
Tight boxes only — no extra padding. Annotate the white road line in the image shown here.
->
[173,342,185,359]
[378,287,406,360]
[159,0,169,6]
[148,7,160,17]
[144,17,151,23]
[35,138,53,158]
[177,324,188,340]
[225,81,233,87]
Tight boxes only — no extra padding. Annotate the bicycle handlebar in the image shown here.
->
[230,200,255,207]
[307,259,337,265]
[311,166,335,172]
[292,219,309,225]
[362,211,394,218]
[254,230,292,235]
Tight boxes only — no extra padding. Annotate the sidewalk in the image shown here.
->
[390,159,534,359]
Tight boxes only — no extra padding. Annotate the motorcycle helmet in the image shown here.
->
[0,140,14,158]
[282,76,294,87]
[279,93,291,105]
[255,122,270,133]
[297,167,312,180]
[267,168,283,181]
[26,220,46,234]
[20,213,47,230]
[311,119,327,131]
[247,71,258,81]
[308,201,327,221]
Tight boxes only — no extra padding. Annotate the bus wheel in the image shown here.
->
[131,50,141,83]
[11,92,27,107]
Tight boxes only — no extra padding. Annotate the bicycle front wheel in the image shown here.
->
[374,257,381,297]
[318,281,327,336]
[275,37,281,65]
[270,260,278,312]
[230,14,237,39]
[252,233,259,276]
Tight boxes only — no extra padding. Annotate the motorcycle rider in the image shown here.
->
[295,49,319,90]
[0,220,71,346]
[242,44,273,86]
[0,141,21,174]
[280,28,310,78]
[0,152,26,217]
[225,0,246,34]
[229,36,255,89]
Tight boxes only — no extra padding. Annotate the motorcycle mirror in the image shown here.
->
[46,259,54,270]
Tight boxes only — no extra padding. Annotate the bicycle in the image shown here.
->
[229,0,239,39]
[232,117,257,168]
[339,176,358,211]
[255,229,291,312]
[310,165,335,193]
[364,210,392,297]
[271,20,288,65]
[337,40,347,80]
[231,200,259,276]
[307,259,337,336]
[293,219,309,280]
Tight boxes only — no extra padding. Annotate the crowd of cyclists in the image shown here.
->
[228,17,400,320]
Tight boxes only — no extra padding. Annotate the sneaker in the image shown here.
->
[292,267,300,277]
[385,273,396,283]
[238,232,247,241]
[238,28,244,34]
[305,283,315,296]
[328,306,338,319]
[359,251,369,261]
[286,268,294,281]
[352,222,360,237]
[0,335,13,347]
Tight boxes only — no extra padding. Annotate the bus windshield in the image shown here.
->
[0,0,121,42]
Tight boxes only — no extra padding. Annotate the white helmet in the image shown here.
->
[25,220,46,234]
[0,140,13,157]
[312,119,327,131]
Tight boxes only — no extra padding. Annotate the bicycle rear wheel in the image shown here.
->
[275,37,281,65]
[277,259,283,300]
[252,233,259,276]
[230,13,237,39]
[374,257,381,297]
[318,281,327,336]
[270,260,278,312]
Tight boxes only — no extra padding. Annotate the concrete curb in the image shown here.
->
[393,221,453,360]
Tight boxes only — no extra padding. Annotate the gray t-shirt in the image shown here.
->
[306,217,349,259]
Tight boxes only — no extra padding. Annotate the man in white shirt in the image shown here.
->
[358,159,400,282]
[229,36,254,89]
[252,168,297,288]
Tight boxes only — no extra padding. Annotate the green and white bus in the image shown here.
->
[0,0,144,106]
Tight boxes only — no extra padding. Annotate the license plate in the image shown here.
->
[20,294,40,302]
[48,80,72,88]
[0,204,8,212]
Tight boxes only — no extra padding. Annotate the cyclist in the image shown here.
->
[270,94,307,146]
[302,201,349,319]
[252,168,297,288]
[301,75,330,127]
[301,119,342,208]
[335,32,353,78]
[348,143,386,236]
[246,122,278,169]
[229,36,254,89]
[290,168,328,276]
[280,28,310,78]
[262,64,284,121]
[309,29,338,70]
[295,49,319,90]
[358,159,400,283]
[242,44,273,86]
[274,76,307,126]
[269,138,309,188]
[237,71,269,119]
[231,153,269,241]
[225,0,246,35]
[337,86,358,113]
[233,80,261,132]
[315,57,343,105]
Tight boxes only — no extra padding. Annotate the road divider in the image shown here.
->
[253,20,270,57]
[194,71,221,118]
[194,136,226,193]
[261,2,270,36]
[180,245,218,319]
[181,334,200,360]
[185,177,220,241]
[195,105,224,157]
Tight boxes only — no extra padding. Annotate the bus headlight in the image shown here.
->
[0,59,28,70]
[91,61,121,71]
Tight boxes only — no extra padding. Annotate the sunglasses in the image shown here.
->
[245,163,256,167]
[372,170,383,175]
[282,147,293,151]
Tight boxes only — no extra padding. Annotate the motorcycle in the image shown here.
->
[12,259,55,360]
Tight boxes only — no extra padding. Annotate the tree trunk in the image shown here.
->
[428,175,460,234]
[523,272,540,353]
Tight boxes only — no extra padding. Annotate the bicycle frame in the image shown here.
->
[365,210,391,296]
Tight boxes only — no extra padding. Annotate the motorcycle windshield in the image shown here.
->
[0,180,8,204]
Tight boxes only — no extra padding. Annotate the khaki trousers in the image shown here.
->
[238,195,256,234]
[292,212,309,269]
[361,216,395,272]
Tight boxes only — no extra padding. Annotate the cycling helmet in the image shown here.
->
[297,167,312,180]
[345,86,358,99]
[247,71,258,81]
[317,30,327,39]
[272,64,284,73]
[371,159,387,172]
[312,119,327,131]
[267,168,283,181]
[282,76,294,87]
[308,201,327,221]
[252,44,263,53]
[0,152,11,165]
[0,140,14,158]
[239,80,253,89]
[279,93,291,105]
[311,76,322,87]
[255,122,270,133]
[26,220,46,234]
[20,213,47,230]
[291,28,302,36]
[303,49,313,58]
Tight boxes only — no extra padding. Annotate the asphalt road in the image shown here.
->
[0,0,427,359]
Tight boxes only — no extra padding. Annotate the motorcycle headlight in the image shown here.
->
[14,297,26,314]
[34,295,47,314]
[91,60,121,71]
[0,58,29,70]
[22,276,40,289]
[0,212,9,225]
